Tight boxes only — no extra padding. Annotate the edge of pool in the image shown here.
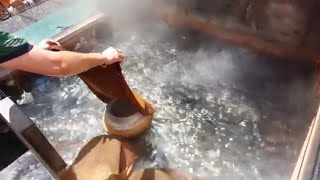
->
[291,104,320,180]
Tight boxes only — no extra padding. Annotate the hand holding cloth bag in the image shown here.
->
[42,39,154,116]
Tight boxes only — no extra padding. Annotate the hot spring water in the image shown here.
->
[2,26,317,180]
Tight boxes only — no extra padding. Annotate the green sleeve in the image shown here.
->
[0,31,33,64]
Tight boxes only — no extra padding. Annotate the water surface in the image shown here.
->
[4,25,318,180]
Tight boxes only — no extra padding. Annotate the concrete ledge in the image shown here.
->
[52,12,107,50]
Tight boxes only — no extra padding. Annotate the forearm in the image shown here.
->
[47,50,105,76]
[0,47,105,77]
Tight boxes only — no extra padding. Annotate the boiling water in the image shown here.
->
[4,25,318,180]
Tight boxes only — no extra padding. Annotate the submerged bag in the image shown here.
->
[78,63,154,116]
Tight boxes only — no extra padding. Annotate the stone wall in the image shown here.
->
[246,0,308,44]
[173,0,320,52]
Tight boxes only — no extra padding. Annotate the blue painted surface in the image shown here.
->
[14,0,99,44]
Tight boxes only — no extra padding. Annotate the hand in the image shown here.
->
[101,47,125,65]
[39,40,64,51]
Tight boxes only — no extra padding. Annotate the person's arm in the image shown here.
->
[0,46,124,77]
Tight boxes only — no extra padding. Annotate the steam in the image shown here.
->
[4,0,318,179]
[108,26,316,179]
[95,0,168,31]
[98,2,318,177]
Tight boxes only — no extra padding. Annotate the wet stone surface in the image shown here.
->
[3,25,318,179]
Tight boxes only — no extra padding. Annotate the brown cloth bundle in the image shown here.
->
[78,63,154,116]
[59,135,198,180]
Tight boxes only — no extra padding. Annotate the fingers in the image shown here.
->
[117,49,125,58]
[101,47,125,64]
[116,49,122,53]
[50,45,64,51]
[39,39,64,51]
[46,40,61,46]
[118,52,125,59]
[114,48,125,61]
[47,40,64,51]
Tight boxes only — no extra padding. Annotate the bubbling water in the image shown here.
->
[13,26,316,180]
